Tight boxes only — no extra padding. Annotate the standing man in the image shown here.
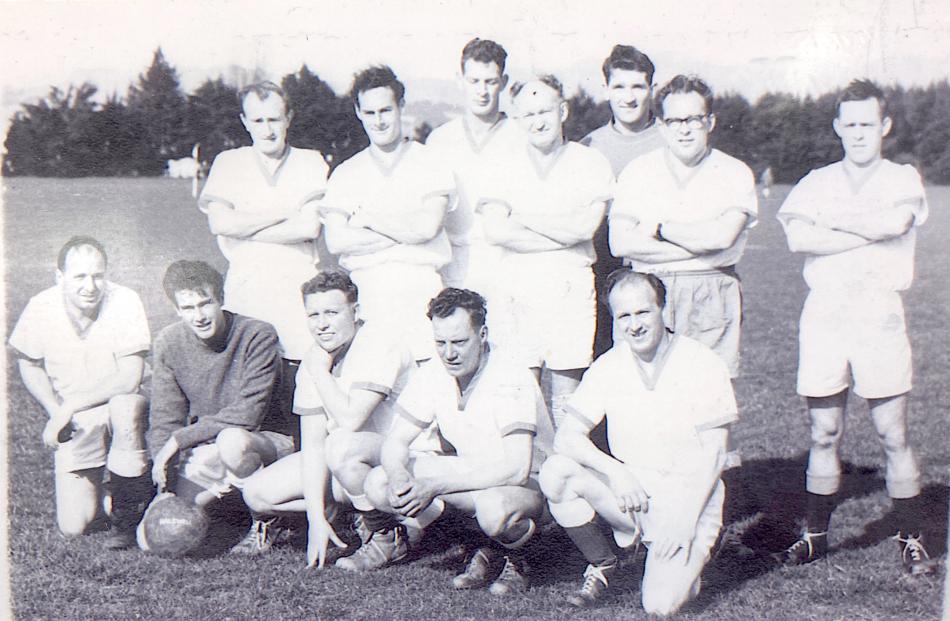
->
[609,75,757,378]
[426,37,521,292]
[322,65,454,361]
[239,271,438,568]
[363,288,552,595]
[147,260,294,551]
[581,44,665,356]
[199,81,330,439]
[479,75,613,427]
[9,236,152,549]
[775,79,934,574]
[540,270,736,615]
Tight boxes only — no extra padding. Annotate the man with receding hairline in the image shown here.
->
[479,75,613,428]
[10,236,152,549]
[199,81,330,444]
[540,269,736,614]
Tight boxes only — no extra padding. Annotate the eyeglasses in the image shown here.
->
[661,115,708,130]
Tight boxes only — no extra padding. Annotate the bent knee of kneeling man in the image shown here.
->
[538,454,577,500]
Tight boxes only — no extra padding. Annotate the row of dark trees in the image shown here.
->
[5,48,950,183]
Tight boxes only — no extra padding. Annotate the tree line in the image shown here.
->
[5,48,950,183]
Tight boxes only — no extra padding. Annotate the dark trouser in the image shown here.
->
[262,358,301,450]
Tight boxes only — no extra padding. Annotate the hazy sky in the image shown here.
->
[2,0,949,122]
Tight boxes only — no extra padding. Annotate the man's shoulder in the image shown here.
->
[230,314,279,340]
[581,122,613,146]
[483,351,539,389]
[426,117,464,146]
[708,149,754,177]
[672,334,730,374]
[329,147,371,177]
[617,147,666,179]
[22,284,61,309]
[349,322,413,364]
[210,146,253,166]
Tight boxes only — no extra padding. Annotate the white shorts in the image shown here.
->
[177,431,295,498]
[657,269,742,378]
[411,454,542,507]
[54,404,111,474]
[797,290,912,399]
[348,263,443,360]
[491,268,595,370]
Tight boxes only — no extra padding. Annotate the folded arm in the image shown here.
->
[780,216,872,255]
[608,213,697,264]
[481,201,564,253]
[353,194,449,245]
[823,201,918,242]
[659,209,750,255]
[204,200,291,239]
[513,200,607,246]
[323,211,397,256]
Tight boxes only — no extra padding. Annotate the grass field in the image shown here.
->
[3,177,948,620]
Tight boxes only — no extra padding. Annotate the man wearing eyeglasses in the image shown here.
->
[608,75,757,378]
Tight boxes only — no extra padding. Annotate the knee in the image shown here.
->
[810,419,842,450]
[57,513,91,538]
[215,428,254,469]
[240,475,270,514]
[474,490,517,539]
[642,583,691,617]
[108,394,147,429]
[539,454,577,502]
[324,431,359,474]
[363,467,390,509]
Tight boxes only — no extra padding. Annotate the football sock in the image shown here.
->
[109,472,156,533]
[892,495,925,536]
[564,521,617,567]
[361,509,397,533]
[804,491,836,533]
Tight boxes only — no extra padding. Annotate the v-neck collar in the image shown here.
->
[663,148,711,190]
[368,140,411,177]
[61,290,103,339]
[456,348,491,410]
[839,158,882,195]
[253,146,292,187]
[526,141,567,180]
[463,114,506,154]
[623,332,677,391]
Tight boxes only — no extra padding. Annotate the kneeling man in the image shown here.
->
[10,236,152,548]
[240,270,436,568]
[539,270,736,615]
[147,260,294,550]
[363,288,552,595]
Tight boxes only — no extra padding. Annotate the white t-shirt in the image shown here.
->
[322,140,454,272]
[426,116,524,287]
[777,159,928,292]
[292,323,439,450]
[611,148,758,273]
[568,335,737,476]
[395,352,553,470]
[479,141,614,274]
[200,146,330,360]
[9,283,150,399]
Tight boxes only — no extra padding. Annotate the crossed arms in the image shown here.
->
[480,199,607,253]
[323,194,450,256]
[780,198,920,255]
[609,209,751,264]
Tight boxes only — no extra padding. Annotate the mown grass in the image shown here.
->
[3,177,947,620]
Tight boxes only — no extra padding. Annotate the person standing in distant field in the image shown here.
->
[479,75,613,429]
[9,236,153,549]
[199,81,330,442]
[321,65,454,361]
[426,37,522,294]
[540,271,736,615]
[146,260,294,553]
[609,75,757,379]
[581,44,665,356]
[775,79,935,575]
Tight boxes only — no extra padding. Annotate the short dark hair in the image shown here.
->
[602,269,667,312]
[238,81,289,115]
[350,65,405,108]
[300,269,358,304]
[460,38,508,73]
[57,236,107,271]
[836,79,888,118]
[163,260,224,304]
[427,288,487,329]
[510,74,564,101]
[654,74,713,117]
[602,44,655,84]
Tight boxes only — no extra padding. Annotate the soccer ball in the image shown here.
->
[138,493,209,557]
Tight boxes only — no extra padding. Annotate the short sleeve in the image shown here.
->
[609,159,646,221]
[728,159,759,228]
[292,355,325,417]
[897,165,928,226]
[8,297,44,361]
[346,327,403,397]
[690,348,738,432]
[198,150,238,212]
[777,171,821,228]
[418,144,456,203]
[321,160,359,219]
[297,151,330,207]
[111,288,150,357]
[565,362,608,431]
[392,362,439,429]
[490,368,541,438]
[579,148,615,207]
